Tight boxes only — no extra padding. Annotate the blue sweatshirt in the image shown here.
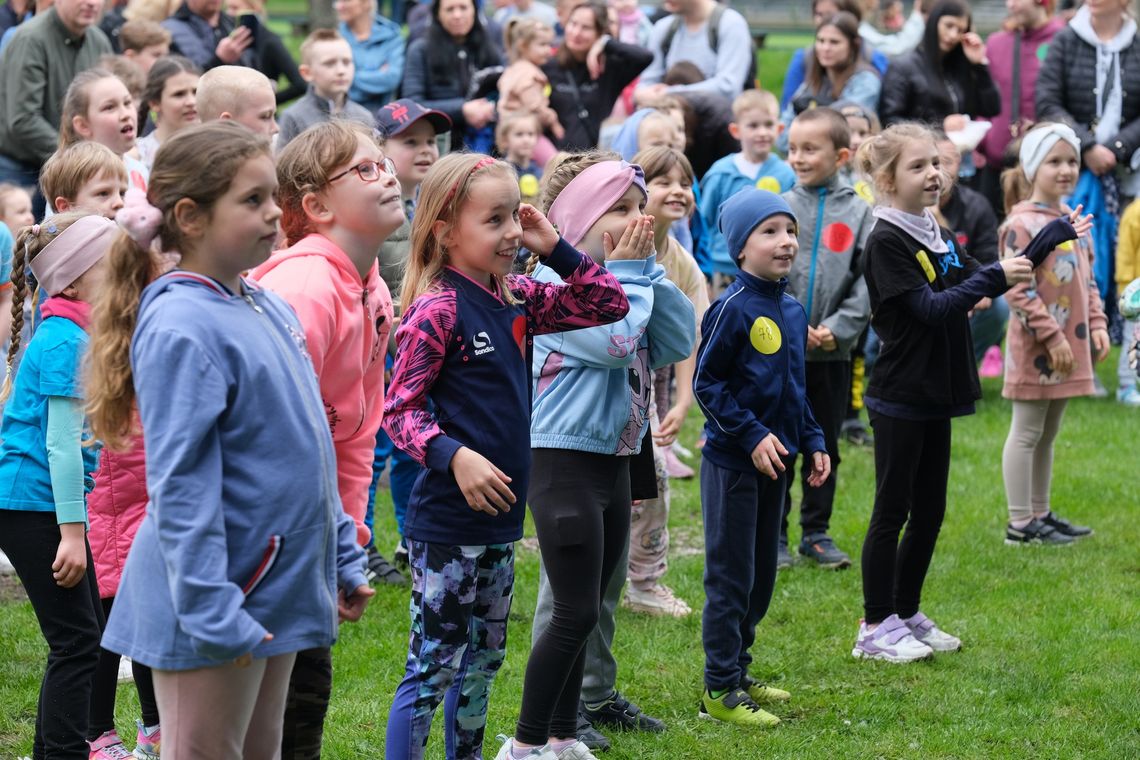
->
[102,272,368,670]
[701,153,796,274]
[694,269,826,473]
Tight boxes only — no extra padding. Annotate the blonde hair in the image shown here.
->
[2,212,90,404]
[40,142,128,207]
[854,122,937,204]
[123,0,180,22]
[0,182,30,218]
[402,152,521,313]
[87,122,272,449]
[195,66,274,122]
[999,122,1076,215]
[526,149,619,274]
[503,16,551,62]
[495,111,541,154]
[119,19,171,52]
[59,69,128,149]
[732,89,779,120]
[299,28,350,66]
[277,120,379,246]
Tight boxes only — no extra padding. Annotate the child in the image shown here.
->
[499,16,563,165]
[134,55,201,170]
[58,68,148,191]
[367,98,452,581]
[1117,196,1140,406]
[0,183,33,350]
[118,19,172,75]
[0,212,115,757]
[780,107,873,570]
[382,152,630,760]
[97,54,147,107]
[609,0,652,48]
[999,123,1106,545]
[87,122,371,752]
[853,123,1076,662]
[252,119,401,751]
[701,90,796,277]
[834,100,880,203]
[40,142,129,220]
[624,145,708,617]
[497,111,545,205]
[277,28,375,151]
[195,65,280,138]
[693,189,828,727]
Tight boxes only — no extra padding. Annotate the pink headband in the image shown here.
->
[445,156,497,207]
[547,161,647,248]
[28,216,116,296]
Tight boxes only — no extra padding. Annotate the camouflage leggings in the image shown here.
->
[281,646,333,759]
[385,542,514,760]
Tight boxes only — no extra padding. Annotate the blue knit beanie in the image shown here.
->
[718,189,798,265]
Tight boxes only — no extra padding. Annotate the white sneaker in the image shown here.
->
[117,656,134,683]
[852,614,934,663]
[494,736,558,760]
[555,741,601,760]
[903,611,962,652]
[622,583,692,617]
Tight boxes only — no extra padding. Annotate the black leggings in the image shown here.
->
[515,449,631,746]
[88,596,160,738]
[861,412,951,624]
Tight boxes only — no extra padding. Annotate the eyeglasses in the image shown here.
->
[328,157,398,184]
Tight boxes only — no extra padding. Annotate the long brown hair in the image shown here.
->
[805,12,867,99]
[86,122,272,449]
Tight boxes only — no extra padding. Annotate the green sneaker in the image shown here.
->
[741,674,791,703]
[698,688,780,727]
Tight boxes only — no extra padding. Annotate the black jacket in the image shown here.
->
[1036,25,1140,162]
[401,35,503,149]
[941,185,999,265]
[544,39,652,151]
[878,48,1000,127]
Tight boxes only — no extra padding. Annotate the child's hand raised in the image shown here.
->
[806,451,831,487]
[1068,204,1094,238]
[451,447,515,515]
[750,433,788,480]
[519,204,560,258]
[604,216,655,261]
[1000,256,1033,286]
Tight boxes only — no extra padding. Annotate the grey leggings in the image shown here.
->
[1001,398,1069,523]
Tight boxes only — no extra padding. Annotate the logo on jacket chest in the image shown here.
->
[472,331,495,356]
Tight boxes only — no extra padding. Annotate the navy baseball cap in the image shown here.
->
[376,99,452,138]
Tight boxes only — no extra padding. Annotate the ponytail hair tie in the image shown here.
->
[117,187,163,248]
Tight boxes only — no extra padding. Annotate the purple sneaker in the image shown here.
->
[903,612,962,652]
[852,614,934,663]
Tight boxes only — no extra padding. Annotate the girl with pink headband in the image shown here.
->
[0,212,115,757]
[497,153,695,760]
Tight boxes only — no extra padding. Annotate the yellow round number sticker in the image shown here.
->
[756,176,782,192]
[854,179,875,205]
[750,316,782,354]
[519,173,540,198]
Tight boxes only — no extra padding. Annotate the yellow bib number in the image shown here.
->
[750,316,782,354]
[756,176,782,192]
[915,249,937,283]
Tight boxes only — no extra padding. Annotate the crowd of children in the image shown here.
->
[0,5,1138,760]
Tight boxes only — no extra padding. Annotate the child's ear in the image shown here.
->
[219,111,234,122]
[54,197,72,212]
[299,63,313,82]
[432,218,452,250]
[72,115,92,140]
[300,191,333,226]
[728,122,741,141]
[172,197,205,239]
[836,146,852,167]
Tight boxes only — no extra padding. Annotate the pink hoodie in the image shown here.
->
[253,234,393,547]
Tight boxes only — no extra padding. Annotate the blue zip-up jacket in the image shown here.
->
[340,16,405,115]
[695,270,826,473]
[530,255,695,455]
[102,272,368,671]
[700,153,796,274]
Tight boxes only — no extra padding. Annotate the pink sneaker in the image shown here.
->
[135,719,161,759]
[663,446,694,479]
[88,730,133,760]
[979,346,1003,378]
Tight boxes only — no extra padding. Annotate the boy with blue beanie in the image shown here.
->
[694,188,830,727]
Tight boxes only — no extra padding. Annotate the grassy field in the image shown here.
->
[1,354,1137,758]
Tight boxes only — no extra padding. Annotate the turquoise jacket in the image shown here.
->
[340,16,405,114]
[700,153,796,274]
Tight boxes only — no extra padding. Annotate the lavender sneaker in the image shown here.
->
[852,614,934,663]
[903,611,962,652]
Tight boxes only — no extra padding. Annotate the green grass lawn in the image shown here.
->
[2,353,1137,757]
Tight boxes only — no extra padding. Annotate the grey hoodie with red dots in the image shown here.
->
[782,174,874,362]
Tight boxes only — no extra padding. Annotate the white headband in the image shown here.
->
[1020,124,1082,182]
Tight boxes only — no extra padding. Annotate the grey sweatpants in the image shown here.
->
[1001,398,1069,523]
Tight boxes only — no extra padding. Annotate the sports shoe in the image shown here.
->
[581,691,665,733]
[740,674,790,704]
[1041,511,1093,538]
[698,688,780,727]
[902,611,961,652]
[117,656,134,684]
[133,720,160,759]
[1117,386,1140,407]
[1004,518,1074,546]
[663,446,694,479]
[798,533,851,569]
[852,614,934,663]
[979,345,1003,378]
[776,535,794,570]
[87,731,133,760]
[365,545,409,586]
[554,741,601,760]
[623,583,691,617]
[575,710,611,752]
[393,541,410,572]
[493,736,558,759]
[841,418,873,447]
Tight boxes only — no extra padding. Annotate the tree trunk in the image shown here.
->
[308,0,335,30]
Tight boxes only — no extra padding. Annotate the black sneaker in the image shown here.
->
[841,418,874,447]
[366,546,410,586]
[581,691,665,733]
[798,533,851,569]
[1041,512,1093,538]
[576,709,611,752]
[1004,518,1074,546]
[777,535,794,570]
[393,543,410,572]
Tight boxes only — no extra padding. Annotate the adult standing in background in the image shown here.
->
[336,0,405,114]
[224,0,307,103]
[402,0,503,150]
[634,0,753,105]
[162,0,255,71]
[976,0,1065,217]
[544,1,652,150]
[0,0,112,217]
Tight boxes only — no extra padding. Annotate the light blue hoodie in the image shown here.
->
[530,255,695,455]
[102,272,368,671]
[340,15,406,115]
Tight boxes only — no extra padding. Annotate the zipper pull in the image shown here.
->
[243,294,264,314]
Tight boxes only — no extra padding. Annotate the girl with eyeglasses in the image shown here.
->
[251,119,403,752]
